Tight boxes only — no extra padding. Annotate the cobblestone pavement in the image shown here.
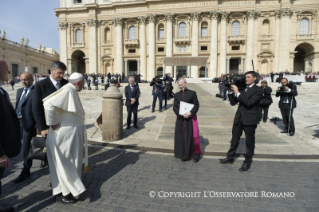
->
[0,146,318,212]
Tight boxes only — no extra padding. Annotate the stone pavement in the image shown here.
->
[1,81,319,211]
[0,146,318,211]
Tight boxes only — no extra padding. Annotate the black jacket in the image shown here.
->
[32,77,68,131]
[125,85,140,106]
[228,85,264,125]
[276,85,297,109]
[150,81,163,95]
[0,88,21,158]
[260,86,273,104]
[16,86,36,132]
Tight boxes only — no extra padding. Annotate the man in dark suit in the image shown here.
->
[150,77,163,112]
[270,72,274,82]
[0,59,21,212]
[219,71,263,172]
[223,74,231,101]
[12,72,37,183]
[276,78,297,136]
[125,77,140,129]
[32,61,68,168]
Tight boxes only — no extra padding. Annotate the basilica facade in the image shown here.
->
[55,0,319,80]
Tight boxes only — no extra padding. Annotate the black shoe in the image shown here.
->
[219,157,234,164]
[239,164,251,172]
[40,160,48,168]
[181,159,185,162]
[55,193,63,202]
[61,193,78,204]
[127,126,130,129]
[134,125,139,129]
[280,130,288,133]
[152,110,155,113]
[13,172,30,183]
[289,131,295,136]
[263,120,267,123]
[159,110,163,112]
[165,106,167,109]
[0,206,14,212]
[193,158,199,163]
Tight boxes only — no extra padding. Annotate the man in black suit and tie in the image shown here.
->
[0,59,21,212]
[276,78,297,136]
[125,77,140,129]
[150,77,163,112]
[32,61,68,168]
[219,71,263,172]
[12,72,37,183]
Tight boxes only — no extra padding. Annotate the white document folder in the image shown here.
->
[179,101,194,115]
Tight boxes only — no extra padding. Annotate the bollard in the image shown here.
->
[102,83,123,141]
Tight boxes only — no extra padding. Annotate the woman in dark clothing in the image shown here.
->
[259,80,273,123]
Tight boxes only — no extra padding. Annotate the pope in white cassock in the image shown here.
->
[43,72,88,204]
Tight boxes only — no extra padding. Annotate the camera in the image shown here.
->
[153,77,163,83]
[280,81,295,91]
[230,74,246,91]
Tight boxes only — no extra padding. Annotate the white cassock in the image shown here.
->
[43,83,88,197]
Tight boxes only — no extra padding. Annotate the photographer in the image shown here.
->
[276,78,298,136]
[219,71,263,172]
[258,81,272,123]
[162,80,171,109]
[150,77,163,112]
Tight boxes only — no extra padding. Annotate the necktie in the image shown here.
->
[131,86,133,92]
[16,88,28,118]
[56,81,61,89]
[245,86,250,92]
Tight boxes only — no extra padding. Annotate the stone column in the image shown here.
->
[58,22,68,66]
[124,60,128,76]
[164,13,174,74]
[191,12,201,78]
[240,57,244,73]
[102,84,123,141]
[148,14,156,81]
[187,66,190,77]
[87,19,98,74]
[137,16,147,79]
[274,10,281,73]
[209,10,220,78]
[137,59,140,74]
[219,11,229,76]
[279,8,294,72]
[245,10,260,71]
[114,17,123,74]
[226,57,231,74]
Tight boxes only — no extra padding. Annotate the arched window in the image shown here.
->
[75,29,82,43]
[300,18,309,35]
[128,26,136,40]
[231,21,240,36]
[201,22,208,37]
[158,24,164,39]
[178,22,187,37]
[104,28,111,42]
[262,20,270,35]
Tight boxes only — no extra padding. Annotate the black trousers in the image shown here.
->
[280,104,295,132]
[152,93,163,111]
[163,92,169,107]
[127,104,138,126]
[227,117,257,165]
[258,105,269,122]
[20,121,37,174]
[0,167,4,196]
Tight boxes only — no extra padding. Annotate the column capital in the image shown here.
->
[137,16,148,25]
[58,22,68,30]
[164,13,174,22]
[148,14,157,23]
[241,57,245,60]
[220,11,230,21]
[279,8,294,18]
[246,10,261,20]
[113,17,123,26]
[227,57,231,60]
[86,19,98,27]
[210,10,220,20]
[191,12,201,21]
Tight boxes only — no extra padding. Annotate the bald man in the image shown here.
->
[0,59,21,212]
[13,72,37,183]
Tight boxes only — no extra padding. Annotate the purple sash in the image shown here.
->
[192,114,201,154]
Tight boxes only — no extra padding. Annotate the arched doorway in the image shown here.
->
[156,67,163,77]
[71,50,85,73]
[294,43,314,73]
[105,63,111,74]
[260,59,269,75]
[199,66,206,77]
